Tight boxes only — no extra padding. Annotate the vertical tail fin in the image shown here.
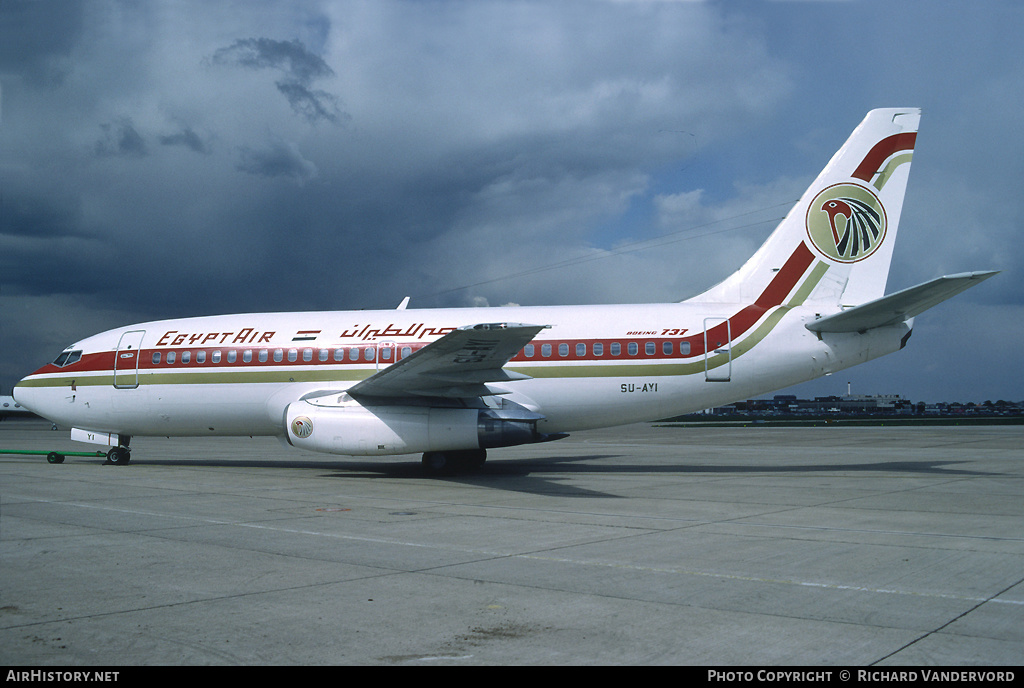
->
[694,108,921,308]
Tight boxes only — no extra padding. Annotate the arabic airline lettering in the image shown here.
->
[14,109,997,474]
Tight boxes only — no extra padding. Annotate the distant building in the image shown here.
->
[805,394,910,414]
[688,394,1021,419]
[717,393,910,416]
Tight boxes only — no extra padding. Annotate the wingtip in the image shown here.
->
[939,270,999,281]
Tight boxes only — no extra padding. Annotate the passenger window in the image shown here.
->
[541,343,552,357]
[628,342,638,356]
[259,349,268,363]
[680,342,691,355]
[663,341,672,355]
[152,352,161,364]
[243,350,253,363]
[181,351,191,364]
[349,348,359,361]
[381,347,392,361]
[303,349,313,362]
[593,342,603,356]
[576,343,586,357]
[559,343,569,357]
[610,342,621,356]
[227,350,237,363]
[401,346,411,359]
[197,351,207,364]
[364,348,375,361]
[319,349,328,362]
[167,351,176,365]
[212,351,221,363]
[646,342,655,356]
[524,344,534,358]
[287,349,298,362]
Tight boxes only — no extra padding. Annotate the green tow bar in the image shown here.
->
[0,449,107,464]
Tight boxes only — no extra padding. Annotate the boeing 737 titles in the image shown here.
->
[14,109,997,473]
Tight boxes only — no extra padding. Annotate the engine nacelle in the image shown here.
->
[284,396,548,456]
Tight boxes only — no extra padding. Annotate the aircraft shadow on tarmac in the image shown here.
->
[87,452,997,498]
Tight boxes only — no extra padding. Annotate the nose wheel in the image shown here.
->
[106,446,131,465]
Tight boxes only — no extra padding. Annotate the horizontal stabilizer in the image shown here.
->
[806,271,998,334]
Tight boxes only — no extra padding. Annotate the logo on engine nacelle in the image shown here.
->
[290,416,314,439]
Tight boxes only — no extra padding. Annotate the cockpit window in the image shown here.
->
[52,350,83,368]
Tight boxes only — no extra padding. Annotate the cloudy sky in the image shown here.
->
[1,0,1020,404]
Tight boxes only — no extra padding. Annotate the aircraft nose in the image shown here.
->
[12,379,47,417]
[12,381,33,411]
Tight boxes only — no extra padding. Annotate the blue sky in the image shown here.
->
[1,0,1020,403]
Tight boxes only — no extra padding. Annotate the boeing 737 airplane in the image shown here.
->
[14,109,996,473]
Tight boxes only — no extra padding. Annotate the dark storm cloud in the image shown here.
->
[97,117,210,158]
[94,118,147,157]
[275,81,347,125]
[210,37,346,123]
[0,190,82,239]
[0,191,113,298]
[236,141,318,181]
[212,37,333,83]
[0,0,83,86]
[159,126,211,155]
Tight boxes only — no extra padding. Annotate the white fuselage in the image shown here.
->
[12,300,908,442]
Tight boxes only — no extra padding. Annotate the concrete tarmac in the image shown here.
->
[1,418,1021,666]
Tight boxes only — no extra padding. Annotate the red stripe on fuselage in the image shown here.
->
[691,241,814,354]
[25,244,818,379]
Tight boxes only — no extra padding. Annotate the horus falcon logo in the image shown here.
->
[806,183,887,263]
[290,416,314,439]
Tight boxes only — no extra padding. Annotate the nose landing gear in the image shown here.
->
[105,436,132,465]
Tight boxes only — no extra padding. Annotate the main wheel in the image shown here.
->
[421,449,487,476]
[422,451,453,476]
[461,448,487,470]
[46,452,65,464]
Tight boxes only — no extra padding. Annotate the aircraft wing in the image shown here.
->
[346,322,547,398]
[806,271,998,334]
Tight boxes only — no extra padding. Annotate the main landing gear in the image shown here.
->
[421,448,486,476]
